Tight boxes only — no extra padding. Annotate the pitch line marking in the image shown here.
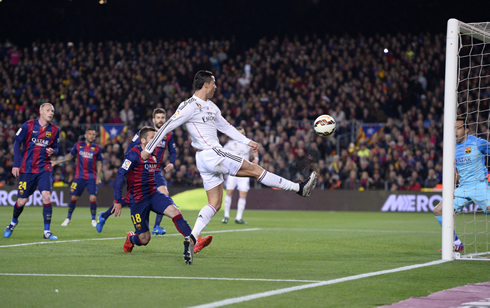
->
[0,228,261,248]
[0,273,322,283]
[188,260,449,308]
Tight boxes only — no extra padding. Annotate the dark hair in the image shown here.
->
[152,108,166,118]
[85,126,96,133]
[193,70,214,91]
[456,116,468,129]
[236,126,244,132]
[139,126,157,141]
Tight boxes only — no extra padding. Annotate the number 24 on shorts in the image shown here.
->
[18,181,26,190]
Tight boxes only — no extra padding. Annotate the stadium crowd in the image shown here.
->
[0,33,451,191]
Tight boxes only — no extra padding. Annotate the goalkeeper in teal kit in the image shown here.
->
[433,117,490,252]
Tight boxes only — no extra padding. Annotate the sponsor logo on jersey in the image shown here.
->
[46,131,51,138]
[122,159,132,170]
[144,163,157,172]
[202,112,216,123]
[136,224,142,230]
[79,151,95,159]
[31,138,49,147]
[132,134,139,142]
[196,103,202,110]
[465,146,471,154]
[16,128,22,136]
[91,147,96,151]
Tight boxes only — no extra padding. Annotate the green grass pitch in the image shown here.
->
[0,206,489,307]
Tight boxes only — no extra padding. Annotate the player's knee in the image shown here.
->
[89,196,96,202]
[17,198,28,207]
[71,196,79,202]
[141,237,150,245]
[41,191,51,203]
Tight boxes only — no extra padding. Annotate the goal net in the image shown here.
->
[443,19,490,261]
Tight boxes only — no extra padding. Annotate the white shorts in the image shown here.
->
[226,175,250,192]
[196,148,244,191]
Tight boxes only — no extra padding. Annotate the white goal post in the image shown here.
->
[443,19,490,261]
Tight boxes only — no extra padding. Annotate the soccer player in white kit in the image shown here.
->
[222,127,259,225]
[142,70,317,254]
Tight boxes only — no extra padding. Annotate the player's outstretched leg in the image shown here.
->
[434,201,463,252]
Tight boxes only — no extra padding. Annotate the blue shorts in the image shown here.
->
[130,191,175,234]
[155,171,167,187]
[454,181,490,212]
[70,178,98,196]
[17,172,53,198]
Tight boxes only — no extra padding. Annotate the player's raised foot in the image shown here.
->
[91,220,97,227]
[43,231,58,240]
[183,236,194,265]
[222,217,229,223]
[96,212,106,233]
[123,231,135,253]
[297,171,317,197]
[235,219,247,225]
[152,225,166,235]
[4,223,16,238]
[61,218,71,226]
[194,235,213,254]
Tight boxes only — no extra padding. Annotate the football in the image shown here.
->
[313,114,336,137]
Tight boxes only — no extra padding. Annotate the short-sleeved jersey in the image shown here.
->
[455,135,490,184]
[114,145,158,204]
[14,119,60,173]
[127,130,176,169]
[70,141,103,180]
[146,95,251,153]
[224,140,252,160]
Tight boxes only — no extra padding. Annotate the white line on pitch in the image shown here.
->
[0,273,321,283]
[188,260,449,308]
[268,228,440,234]
[0,228,261,248]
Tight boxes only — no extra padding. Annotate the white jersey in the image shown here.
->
[146,95,251,153]
[224,140,252,160]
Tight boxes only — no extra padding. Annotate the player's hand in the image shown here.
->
[51,160,57,167]
[96,178,102,185]
[12,167,19,177]
[112,203,122,217]
[164,163,174,172]
[46,147,54,156]
[141,150,150,161]
[248,141,258,152]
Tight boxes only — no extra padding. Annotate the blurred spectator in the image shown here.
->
[424,168,439,188]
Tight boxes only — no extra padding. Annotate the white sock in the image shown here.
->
[454,239,462,245]
[224,195,232,218]
[191,204,217,238]
[257,170,299,192]
[236,197,246,220]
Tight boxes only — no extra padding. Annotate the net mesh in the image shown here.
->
[455,22,490,260]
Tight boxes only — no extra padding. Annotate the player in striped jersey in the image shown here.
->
[112,126,198,264]
[96,108,176,234]
[4,103,60,240]
[142,70,317,255]
[53,127,103,227]
[222,127,259,225]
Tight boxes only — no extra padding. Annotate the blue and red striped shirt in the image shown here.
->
[14,119,60,173]
[114,146,158,204]
[70,141,103,180]
[127,131,176,169]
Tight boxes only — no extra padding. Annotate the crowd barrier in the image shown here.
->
[0,186,443,213]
